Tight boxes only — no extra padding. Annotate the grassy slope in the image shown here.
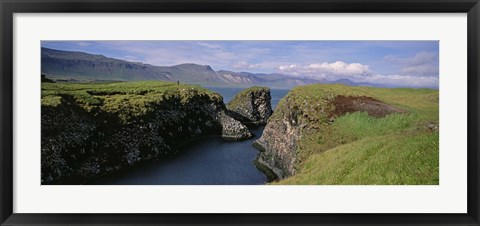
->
[42,81,222,122]
[271,84,439,185]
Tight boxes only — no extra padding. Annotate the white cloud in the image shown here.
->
[278,64,298,71]
[308,61,370,75]
[276,60,438,88]
[233,61,262,69]
[277,61,371,78]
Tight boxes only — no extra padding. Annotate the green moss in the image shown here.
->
[41,81,223,121]
[41,95,62,107]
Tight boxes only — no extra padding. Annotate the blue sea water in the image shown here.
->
[92,87,289,185]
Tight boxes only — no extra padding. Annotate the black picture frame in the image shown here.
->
[1,0,479,225]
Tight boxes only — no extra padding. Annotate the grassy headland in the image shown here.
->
[41,81,240,184]
[261,84,439,185]
[42,81,222,122]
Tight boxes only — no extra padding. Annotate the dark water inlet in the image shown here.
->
[92,87,289,185]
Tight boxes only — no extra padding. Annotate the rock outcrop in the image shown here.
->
[218,111,254,141]
[41,84,252,184]
[226,86,273,126]
[253,85,407,180]
[253,94,303,179]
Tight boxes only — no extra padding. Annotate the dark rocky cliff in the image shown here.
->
[226,86,273,126]
[41,82,252,184]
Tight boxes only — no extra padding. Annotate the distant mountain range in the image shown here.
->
[41,47,382,88]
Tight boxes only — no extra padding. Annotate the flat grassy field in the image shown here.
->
[271,84,439,185]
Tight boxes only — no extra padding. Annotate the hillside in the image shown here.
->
[254,84,439,185]
[42,48,169,81]
[41,48,325,88]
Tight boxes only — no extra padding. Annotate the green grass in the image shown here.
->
[270,84,438,185]
[42,81,223,121]
[276,132,439,185]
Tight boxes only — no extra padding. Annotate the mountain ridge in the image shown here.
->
[41,47,392,88]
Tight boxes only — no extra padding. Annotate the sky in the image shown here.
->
[41,41,439,88]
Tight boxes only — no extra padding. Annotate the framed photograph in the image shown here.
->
[1,0,479,225]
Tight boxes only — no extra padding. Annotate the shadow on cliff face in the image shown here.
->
[41,94,235,184]
[42,95,100,184]
[330,95,407,118]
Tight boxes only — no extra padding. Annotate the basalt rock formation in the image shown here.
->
[226,86,273,126]
[41,82,253,184]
